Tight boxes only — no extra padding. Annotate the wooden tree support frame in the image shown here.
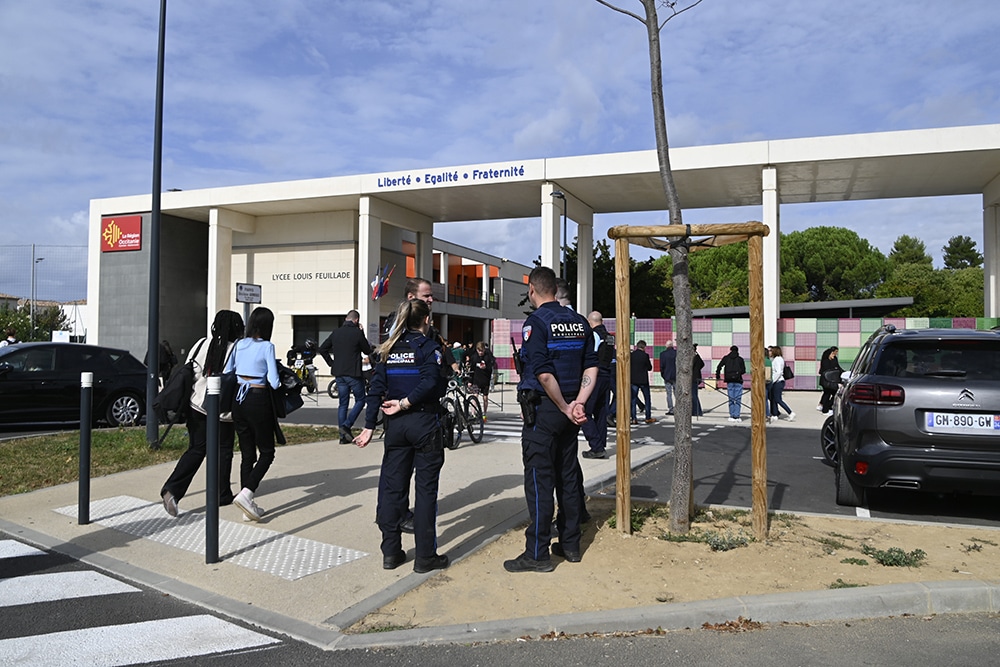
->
[607,222,771,540]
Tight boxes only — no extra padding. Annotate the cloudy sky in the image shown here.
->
[2,0,998,302]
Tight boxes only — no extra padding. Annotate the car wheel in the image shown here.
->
[835,459,865,507]
[106,392,142,427]
[819,416,838,467]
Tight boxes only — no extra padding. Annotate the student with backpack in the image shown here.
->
[160,310,244,517]
[715,345,747,422]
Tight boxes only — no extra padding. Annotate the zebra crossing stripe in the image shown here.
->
[0,540,44,559]
[0,571,140,607]
[0,614,280,666]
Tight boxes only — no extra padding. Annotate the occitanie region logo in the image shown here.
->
[101,215,142,252]
[102,221,123,246]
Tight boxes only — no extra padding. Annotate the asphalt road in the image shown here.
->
[6,532,1000,666]
[596,420,1000,529]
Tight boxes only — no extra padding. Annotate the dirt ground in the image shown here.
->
[349,499,1000,632]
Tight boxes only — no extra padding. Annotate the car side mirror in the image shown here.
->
[823,369,845,385]
[0,363,12,378]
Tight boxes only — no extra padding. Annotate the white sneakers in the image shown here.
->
[816,404,823,411]
[234,488,265,522]
[727,417,742,423]
[766,412,796,423]
[161,491,178,517]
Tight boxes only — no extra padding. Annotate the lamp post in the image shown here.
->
[551,191,567,280]
[146,0,167,445]
[30,245,45,338]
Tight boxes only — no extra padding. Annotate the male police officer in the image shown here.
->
[505,267,598,573]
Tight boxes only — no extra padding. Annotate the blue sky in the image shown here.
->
[2,0,998,301]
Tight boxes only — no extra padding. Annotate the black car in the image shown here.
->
[829,325,1000,507]
[0,342,147,427]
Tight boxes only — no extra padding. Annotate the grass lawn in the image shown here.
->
[0,424,342,497]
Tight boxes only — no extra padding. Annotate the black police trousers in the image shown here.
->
[376,410,445,559]
[520,397,583,560]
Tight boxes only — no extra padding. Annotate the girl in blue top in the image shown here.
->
[225,306,281,521]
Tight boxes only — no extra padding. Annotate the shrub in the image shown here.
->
[860,544,926,567]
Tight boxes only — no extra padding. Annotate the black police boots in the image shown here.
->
[414,554,449,573]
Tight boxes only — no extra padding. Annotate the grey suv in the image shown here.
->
[830,325,1000,507]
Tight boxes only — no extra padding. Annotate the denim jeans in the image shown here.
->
[662,380,675,412]
[336,375,366,432]
[768,379,792,416]
[630,383,651,420]
[726,382,743,419]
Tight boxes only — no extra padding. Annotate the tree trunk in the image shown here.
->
[640,0,694,533]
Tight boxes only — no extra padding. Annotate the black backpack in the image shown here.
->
[596,331,615,369]
[151,340,203,448]
[153,363,195,420]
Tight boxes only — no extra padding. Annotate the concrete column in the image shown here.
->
[983,174,1000,318]
[209,208,254,331]
[86,203,104,344]
[416,230,434,284]
[540,183,562,273]
[481,319,491,347]
[762,167,780,346]
[439,251,449,302]
[576,208,595,314]
[358,197,382,343]
[984,205,999,318]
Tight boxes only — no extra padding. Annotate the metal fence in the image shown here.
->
[0,245,88,304]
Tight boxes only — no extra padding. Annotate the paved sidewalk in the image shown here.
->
[2,386,998,650]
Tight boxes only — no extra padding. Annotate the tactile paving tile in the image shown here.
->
[55,496,367,580]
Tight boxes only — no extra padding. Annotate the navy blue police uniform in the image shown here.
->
[517,302,598,561]
[580,324,613,455]
[364,330,448,563]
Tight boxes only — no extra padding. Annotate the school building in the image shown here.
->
[87,123,1000,363]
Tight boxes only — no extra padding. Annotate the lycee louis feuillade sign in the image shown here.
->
[100,215,143,252]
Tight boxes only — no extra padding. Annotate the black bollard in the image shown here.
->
[78,372,93,525]
[205,376,220,564]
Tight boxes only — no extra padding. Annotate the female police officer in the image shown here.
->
[353,298,450,574]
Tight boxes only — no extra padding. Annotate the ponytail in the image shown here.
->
[377,299,430,357]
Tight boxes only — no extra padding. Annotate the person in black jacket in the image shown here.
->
[817,346,843,414]
[692,343,705,417]
[715,345,747,422]
[630,340,654,424]
[319,310,373,443]
[161,310,244,516]
[580,311,613,457]
[658,340,676,415]
[467,341,495,417]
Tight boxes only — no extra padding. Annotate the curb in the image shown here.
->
[333,579,1000,649]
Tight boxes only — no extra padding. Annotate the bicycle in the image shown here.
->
[440,376,484,448]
